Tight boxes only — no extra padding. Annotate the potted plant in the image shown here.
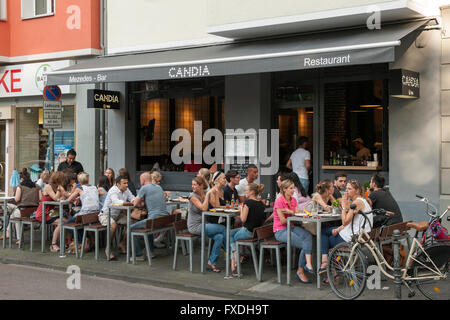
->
[331,199,341,214]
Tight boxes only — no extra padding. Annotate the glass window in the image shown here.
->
[16,105,74,171]
[21,0,54,19]
[324,80,386,168]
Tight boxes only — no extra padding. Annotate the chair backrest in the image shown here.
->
[19,206,38,218]
[148,215,173,230]
[173,211,182,222]
[255,224,274,241]
[81,212,99,225]
[379,222,410,240]
[174,219,188,233]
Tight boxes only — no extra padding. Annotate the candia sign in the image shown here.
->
[87,89,121,109]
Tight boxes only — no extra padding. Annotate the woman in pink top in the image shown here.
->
[273,179,314,284]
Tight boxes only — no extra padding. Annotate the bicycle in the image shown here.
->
[326,200,450,300]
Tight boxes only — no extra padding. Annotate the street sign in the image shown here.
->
[43,85,62,101]
[43,100,62,128]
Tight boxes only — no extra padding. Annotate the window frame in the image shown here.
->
[21,0,55,20]
[0,0,7,21]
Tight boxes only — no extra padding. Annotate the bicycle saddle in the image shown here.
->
[406,221,428,231]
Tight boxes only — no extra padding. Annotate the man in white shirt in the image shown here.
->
[98,175,135,260]
[235,164,258,203]
[286,136,311,192]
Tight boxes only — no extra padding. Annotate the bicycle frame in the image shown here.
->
[343,229,446,282]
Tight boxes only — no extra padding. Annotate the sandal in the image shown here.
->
[207,263,221,273]
[50,243,59,253]
[105,250,116,260]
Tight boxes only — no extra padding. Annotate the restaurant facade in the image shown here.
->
[46,0,447,224]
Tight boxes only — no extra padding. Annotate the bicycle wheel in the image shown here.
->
[414,244,450,300]
[327,242,367,300]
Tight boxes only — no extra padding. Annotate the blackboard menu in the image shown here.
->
[229,157,251,179]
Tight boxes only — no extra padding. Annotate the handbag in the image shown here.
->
[48,209,59,218]
[130,208,148,221]
[302,221,317,236]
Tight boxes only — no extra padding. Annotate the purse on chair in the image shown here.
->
[130,208,148,221]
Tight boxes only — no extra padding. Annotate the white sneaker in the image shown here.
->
[153,240,166,248]
[135,252,156,262]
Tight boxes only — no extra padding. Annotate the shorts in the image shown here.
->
[98,211,128,226]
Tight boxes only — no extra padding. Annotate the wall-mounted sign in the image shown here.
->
[390,69,420,99]
[43,85,62,101]
[0,60,74,98]
[87,89,121,109]
[43,101,62,129]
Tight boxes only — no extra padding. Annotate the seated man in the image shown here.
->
[368,173,403,228]
[332,171,347,201]
[98,175,135,260]
[131,172,170,260]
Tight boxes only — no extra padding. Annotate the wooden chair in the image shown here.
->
[80,212,106,260]
[235,226,261,279]
[16,207,42,251]
[172,219,199,272]
[131,214,177,266]
[62,215,85,258]
[257,224,286,284]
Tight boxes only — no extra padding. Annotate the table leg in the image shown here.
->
[201,212,205,273]
[126,208,130,264]
[316,221,322,289]
[107,208,111,261]
[41,203,46,253]
[287,219,291,286]
[2,201,6,249]
[225,215,230,278]
[59,204,65,257]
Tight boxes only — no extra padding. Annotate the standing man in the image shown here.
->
[368,173,403,227]
[286,136,311,192]
[131,171,169,260]
[332,172,347,201]
[57,149,84,175]
[236,164,258,204]
[98,175,136,260]
[223,170,240,204]
[352,138,371,161]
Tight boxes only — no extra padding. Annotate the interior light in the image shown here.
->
[360,105,381,108]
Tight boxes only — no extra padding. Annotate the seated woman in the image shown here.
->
[36,170,50,192]
[2,168,41,244]
[273,179,314,284]
[319,180,373,278]
[288,172,311,211]
[104,168,115,191]
[204,171,228,273]
[97,175,109,210]
[311,179,336,212]
[197,168,212,191]
[65,172,100,252]
[187,176,210,236]
[35,171,66,253]
[229,183,266,275]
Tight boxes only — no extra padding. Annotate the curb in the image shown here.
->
[0,255,268,300]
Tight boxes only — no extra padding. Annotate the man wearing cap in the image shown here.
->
[352,138,371,161]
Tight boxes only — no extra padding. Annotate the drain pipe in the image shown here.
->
[99,0,106,175]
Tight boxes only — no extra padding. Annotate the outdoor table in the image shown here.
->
[286,213,341,289]
[42,200,70,255]
[201,209,240,278]
[165,199,189,210]
[1,196,15,249]
[107,204,134,263]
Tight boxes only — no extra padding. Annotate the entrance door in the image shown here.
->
[274,79,317,194]
[0,122,6,196]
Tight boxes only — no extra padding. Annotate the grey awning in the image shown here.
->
[46,20,428,85]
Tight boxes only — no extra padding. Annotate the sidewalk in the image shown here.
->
[0,236,428,300]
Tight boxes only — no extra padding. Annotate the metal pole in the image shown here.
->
[392,229,402,300]
[49,129,55,171]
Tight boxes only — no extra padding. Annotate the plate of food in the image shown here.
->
[210,208,225,212]
[224,209,240,213]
